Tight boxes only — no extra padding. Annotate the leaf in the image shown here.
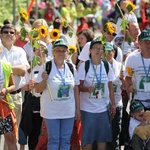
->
[128,35,133,45]
[68,31,73,38]
[32,56,41,68]
[20,27,28,41]
[105,50,109,57]
[99,35,106,45]
[120,19,129,30]
[33,41,40,49]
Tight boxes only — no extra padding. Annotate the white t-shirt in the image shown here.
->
[124,52,150,108]
[111,59,123,107]
[78,42,91,62]
[0,45,30,90]
[129,117,141,139]
[36,60,79,119]
[78,60,115,113]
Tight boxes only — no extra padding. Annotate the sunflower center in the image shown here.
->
[53,32,58,37]
[41,29,45,34]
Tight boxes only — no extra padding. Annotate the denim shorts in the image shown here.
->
[81,110,112,146]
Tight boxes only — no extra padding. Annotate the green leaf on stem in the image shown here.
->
[33,41,40,49]
[120,19,129,30]
[68,31,73,38]
[20,27,28,41]
[128,35,133,45]
[99,35,106,45]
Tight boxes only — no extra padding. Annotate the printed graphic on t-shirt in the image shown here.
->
[139,76,150,90]
[90,83,104,99]
[56,84,71,100]
[113,84,117,93]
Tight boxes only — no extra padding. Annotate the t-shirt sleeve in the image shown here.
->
[77,62,86,80]
[36,64,45,83]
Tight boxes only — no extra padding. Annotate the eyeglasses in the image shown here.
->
[3,31,15,35]
[91,47,103,51]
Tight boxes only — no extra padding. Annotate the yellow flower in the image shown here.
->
[50,29,60,41]
[62,19,69,28]
[68,45,77,55]
[20,9,28,21]
[29,28,40,41]
[106,22,116,35]
[126,66,133,77]
[126,1,136,13]
[39,26,48,38]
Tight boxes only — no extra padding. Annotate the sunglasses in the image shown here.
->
[3,31,15,35]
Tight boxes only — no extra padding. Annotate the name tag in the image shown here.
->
[144,82,150,92]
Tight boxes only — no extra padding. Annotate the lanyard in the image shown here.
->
[141,54,150,81]
[91,60,102,86]
[55,62,66,86]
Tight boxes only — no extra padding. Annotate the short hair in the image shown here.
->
[53,17,62,29]
[1,24,16,34]
[3,19,12,25]
[77,29,94,42]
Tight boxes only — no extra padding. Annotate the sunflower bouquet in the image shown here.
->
[68,45,77,56]
[19,9,29,23]
[50,29,60,41]
[126,66,137,96]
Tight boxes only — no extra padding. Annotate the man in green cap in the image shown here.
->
[104,42,124,150]
[125,29,150,110]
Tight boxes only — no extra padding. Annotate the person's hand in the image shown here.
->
[110,104,116,119]
[42,71,49,81]
[29,79,35,90]
[75,108,81,122]
[87,85,94,93]
[0,88,7,97]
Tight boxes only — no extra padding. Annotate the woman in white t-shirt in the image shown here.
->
[35,39,80,150]
[78,38,116,150]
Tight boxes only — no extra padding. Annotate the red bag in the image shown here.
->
[70,120,82,150]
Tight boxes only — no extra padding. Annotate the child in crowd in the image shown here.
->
[129,100,150,150]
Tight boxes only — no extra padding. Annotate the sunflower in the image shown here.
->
[126,1,136,13]
[50,29,60,41]
[39,26,48,38]
[29,28,40,41]
[126,66,133,77]
[20,9,28,22]
[106,22,116,35]
[62,19,69,28]
[68,45,77,55]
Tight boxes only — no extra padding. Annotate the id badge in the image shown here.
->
[61,86,69,98]
[95,89,102,99]
[144,82,150,92]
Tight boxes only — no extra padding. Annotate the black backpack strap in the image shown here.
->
[102,59,109,75]
[85,60,90,76]
[45,61,52,75]
[66,62,74,76]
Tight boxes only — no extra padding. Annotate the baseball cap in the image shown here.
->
[90,38,102,49]
[104,42,114,51]
[139,29,150,41]
[53,39,68,49]
[130,101,144,113]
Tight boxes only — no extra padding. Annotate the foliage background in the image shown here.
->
[0,0,28,25]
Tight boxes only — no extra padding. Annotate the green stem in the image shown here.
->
[115,0,125,19]
[68,24,80,54]
[39,46,53,101]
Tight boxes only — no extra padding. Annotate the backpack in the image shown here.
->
[84,59,109,76]
[45,61,74,76]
